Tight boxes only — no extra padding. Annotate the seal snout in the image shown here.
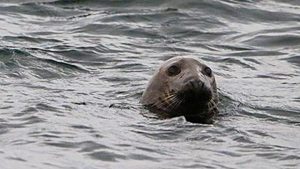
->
[188,79,204,91]
[180,78,212,103]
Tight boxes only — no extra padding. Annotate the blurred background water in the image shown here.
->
[0,0,300,168]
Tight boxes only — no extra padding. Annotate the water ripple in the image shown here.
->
[0,0,300,169]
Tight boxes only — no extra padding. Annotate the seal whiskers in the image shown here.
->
[153,91,182,112]
[208,99,218,112]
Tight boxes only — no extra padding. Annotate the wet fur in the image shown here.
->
[141,56,219,123]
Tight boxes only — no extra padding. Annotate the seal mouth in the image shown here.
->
[177,79,212,105]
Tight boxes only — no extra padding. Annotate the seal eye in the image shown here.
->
[204,67,212,77]
[167,65,181,76]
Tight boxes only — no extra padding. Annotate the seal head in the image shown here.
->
[141,56,218,123]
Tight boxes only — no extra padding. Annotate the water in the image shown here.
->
[0,0,300,168]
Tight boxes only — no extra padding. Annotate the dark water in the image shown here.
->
[0,0,300,168]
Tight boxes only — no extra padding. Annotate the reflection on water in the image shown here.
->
[0,0,299,168]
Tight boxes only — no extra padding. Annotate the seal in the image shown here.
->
[141,56,219,123]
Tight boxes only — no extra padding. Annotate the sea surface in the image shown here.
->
[0,0,300,169]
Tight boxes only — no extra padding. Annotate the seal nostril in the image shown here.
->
[189,80,195,89]
[199,80,204,89]
[188,79,203,90]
